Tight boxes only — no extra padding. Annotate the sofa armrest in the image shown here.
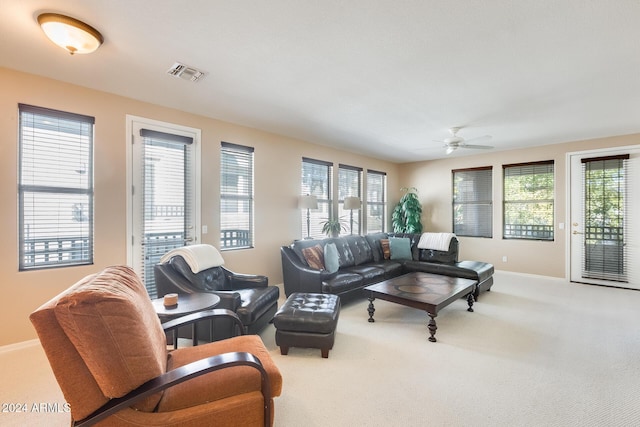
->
[281,246,336,297]
[75,351,271,427]
[222,267,269,290]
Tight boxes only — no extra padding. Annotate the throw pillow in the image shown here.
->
[380,239,391,260]
[302,244,324,270]
[389,237,412,260]
[324,242,339,273]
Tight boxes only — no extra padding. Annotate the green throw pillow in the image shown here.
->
[324,242,339,273]
[389,237,412,260]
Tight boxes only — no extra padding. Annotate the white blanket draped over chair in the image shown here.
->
[160,244,225,273]
[417,232,456,251]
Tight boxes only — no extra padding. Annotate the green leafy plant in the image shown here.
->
[320,217,348,237]
[391,187,423,233]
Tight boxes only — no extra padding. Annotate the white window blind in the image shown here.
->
[220,142,254,249]
[366,170,387,233]
[503,161,554,240]
[452,167,493,238]
[301,158,333,239]
[338,164,362,235]
[18,104,94,270]
[581,155,629,282]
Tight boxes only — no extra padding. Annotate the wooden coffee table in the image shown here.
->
[364,272,476,342]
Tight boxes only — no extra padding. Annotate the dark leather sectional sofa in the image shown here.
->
[280,232,494,303]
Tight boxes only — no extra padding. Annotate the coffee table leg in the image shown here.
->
[367,297,376,323]
[427,313,437,342]
[467,292,475,312]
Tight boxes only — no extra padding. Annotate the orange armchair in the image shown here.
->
[29,265,282,427]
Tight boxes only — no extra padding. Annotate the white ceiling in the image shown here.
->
[1,0,639,163]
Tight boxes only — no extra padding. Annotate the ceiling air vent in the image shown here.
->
[167,62,205,82]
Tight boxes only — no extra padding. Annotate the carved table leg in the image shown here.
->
[467,292,475,312]
[367,297,376,323]
[427,313,437,342]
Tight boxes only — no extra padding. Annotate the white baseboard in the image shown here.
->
[0,339,39,355]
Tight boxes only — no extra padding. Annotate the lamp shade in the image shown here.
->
[298,195,318,210]
[38,13,104,55]
[343,196,361,210]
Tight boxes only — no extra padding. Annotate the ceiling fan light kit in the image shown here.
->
[439,127,494,154]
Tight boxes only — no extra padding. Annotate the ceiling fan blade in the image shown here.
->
[462,144,494,150]
[445,145,456,154]
[462,135,492,145]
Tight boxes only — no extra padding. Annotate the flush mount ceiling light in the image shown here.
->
[37,13,104,55]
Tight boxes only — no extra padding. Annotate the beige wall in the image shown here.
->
[400,133,639,277]
[0,67,400,345]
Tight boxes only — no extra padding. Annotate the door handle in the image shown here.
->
[572,230,583,235]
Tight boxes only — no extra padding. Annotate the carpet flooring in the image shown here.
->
[1,270,639,426]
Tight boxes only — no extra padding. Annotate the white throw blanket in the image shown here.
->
[417,232,456,251]
[160,244,225,273]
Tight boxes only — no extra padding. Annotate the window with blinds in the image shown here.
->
[338,164,362,235]
[503,161,554,240]
[18,104,94,270]
[301,158,333,239]
[366,170,387,233]
[221,142,254,249]
[581,155,629,282]
[452,167,493,238]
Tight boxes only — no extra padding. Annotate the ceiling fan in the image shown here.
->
[437,127,493,154]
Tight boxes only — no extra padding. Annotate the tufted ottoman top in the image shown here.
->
[273,293,340,335]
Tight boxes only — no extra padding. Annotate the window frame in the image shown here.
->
[220,142,254,250]
[18,103,95,270]
[452,166,493,238]
[338,164,363,235]
[301,157,333,239]
[366,169,387,233]
[503,160,555,241]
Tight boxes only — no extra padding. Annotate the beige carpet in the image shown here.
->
[2,271,639,426]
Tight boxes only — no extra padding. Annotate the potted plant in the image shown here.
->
[391,187,423,233]
[320,217,348,237]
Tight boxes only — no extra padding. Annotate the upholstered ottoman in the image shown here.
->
[273,293,340,358]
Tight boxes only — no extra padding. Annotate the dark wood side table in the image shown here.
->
[151,293,220,347]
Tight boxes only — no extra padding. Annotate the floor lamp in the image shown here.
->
[299,195,318,239]
[343,196,361,235]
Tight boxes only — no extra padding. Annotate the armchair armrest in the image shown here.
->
[162,309,245,348]
[223,266,269,290]
[75,351,271,427]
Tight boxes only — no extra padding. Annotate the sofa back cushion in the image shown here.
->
[345,235,374,265]
[331,237,356,267]
[364,232,388,262]
[51,266,167,413]
[170,256,228,291]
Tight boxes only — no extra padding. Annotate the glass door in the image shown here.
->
[569,147,639,289]
[128,117,200,297]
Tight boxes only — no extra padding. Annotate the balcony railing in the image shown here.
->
[504,224,554,240]
[221,229,251,249]
[23,236,90,268]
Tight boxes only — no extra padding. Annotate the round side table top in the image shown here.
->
[151,293,220,319]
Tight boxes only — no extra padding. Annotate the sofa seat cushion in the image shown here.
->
[234,287,280,326]
[322,273,363,295]
[160,335,282,412]
[368,260,404,278]
[342,265,386,284]
[403,260,494,283]
[454,261,495,283]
